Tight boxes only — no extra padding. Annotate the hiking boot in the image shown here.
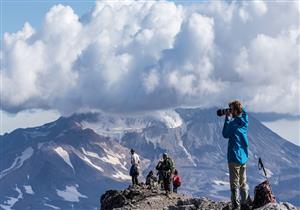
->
[231,203,240,210]
[231,206,240,210]
[241,204,250,210]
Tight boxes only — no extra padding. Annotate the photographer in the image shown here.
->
[220,100,249,210]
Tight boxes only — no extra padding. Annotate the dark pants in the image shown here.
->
[132,175,138,186]
[173,184,178,193]
[163,174,171,192]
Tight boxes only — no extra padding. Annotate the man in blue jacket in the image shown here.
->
[222,100,249,210]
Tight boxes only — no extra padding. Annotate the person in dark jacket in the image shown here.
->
[156,160,164,190]
[159,153,174,195]
[222,100,249,210]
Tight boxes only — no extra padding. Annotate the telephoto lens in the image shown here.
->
[216,108,230,116]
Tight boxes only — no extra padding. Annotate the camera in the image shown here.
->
[217,108,231,116]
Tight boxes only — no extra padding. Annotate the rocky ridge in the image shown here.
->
[100,185,297,210]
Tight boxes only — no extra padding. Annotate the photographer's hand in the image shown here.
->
[225,111,231,119]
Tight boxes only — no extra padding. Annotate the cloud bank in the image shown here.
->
[1,1,299,115]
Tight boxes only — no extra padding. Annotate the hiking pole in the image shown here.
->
[257,157,277,203]
[258,157,268,180]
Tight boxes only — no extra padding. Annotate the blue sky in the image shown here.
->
[1,1,94,38]
[0,1,299,145]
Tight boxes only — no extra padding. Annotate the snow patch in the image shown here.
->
[0,147,34,179]
[82,147,125,169]
[177,138,197,167]
[112,170,131,180]
[81,148,101,159]
[44,203,60,209]
[100,147,127,170]
[212,180,230,186]
[56,185,87,202]
[24,185,34,195]
[211,180,230,194]
[100,154,122,165]
[0,185,23,210]
[54,147,74,170]
[81,155,104,172]
[73,148,104,173]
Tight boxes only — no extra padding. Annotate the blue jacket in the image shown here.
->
[222,109,249,165]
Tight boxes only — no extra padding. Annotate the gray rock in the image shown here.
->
[100,186,298,210]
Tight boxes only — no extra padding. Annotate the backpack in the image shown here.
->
[252,158,276,209]
[156,161,162,171]
[252,180,276,209]
[164,157,173,171]
[173,175,181,187]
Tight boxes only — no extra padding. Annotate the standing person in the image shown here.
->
[129,149,140,186]
[160,153,174,195]
[156,159,164,190]
[222,100,249,210]
[172,169,181,193]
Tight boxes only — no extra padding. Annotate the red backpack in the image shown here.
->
[173,175,181,187]
[252,158,276,209]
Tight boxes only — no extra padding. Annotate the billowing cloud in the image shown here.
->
[1,0,299,115]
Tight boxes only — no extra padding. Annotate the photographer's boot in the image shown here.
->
[240,183,249,210]
[231,189,240,210]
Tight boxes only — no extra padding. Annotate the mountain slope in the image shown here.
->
[0,116,149,210]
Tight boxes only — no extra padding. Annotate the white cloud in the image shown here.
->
[1,1,299,115]
[234,28,300,113]
[143,68,159,93]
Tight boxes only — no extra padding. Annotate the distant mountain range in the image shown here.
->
[1,108,299,210]
[249,112,300,122]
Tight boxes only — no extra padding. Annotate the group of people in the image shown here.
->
[129,149,181,194]
[129,100,250,210]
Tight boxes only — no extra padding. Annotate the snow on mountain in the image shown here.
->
[56,185,87,202]
[0,108,299,209]
[0,147,34,180]
[54,146,74,171]
[0,185,23,210]
[0,115,148,209]
[23,185,34,195]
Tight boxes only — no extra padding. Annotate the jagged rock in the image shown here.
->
[255,202,297,210]
[100,186,297,210]
[101,190,127,209]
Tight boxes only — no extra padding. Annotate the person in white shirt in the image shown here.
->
[130,149,140,186]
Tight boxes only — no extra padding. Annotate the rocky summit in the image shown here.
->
[100,185,297,210]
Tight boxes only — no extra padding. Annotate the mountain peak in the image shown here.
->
[100,185,297,210]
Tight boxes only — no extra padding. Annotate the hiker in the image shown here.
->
[159,153,174,194]
[145,170,157,189]
[129,149,140,186]
[172,169,181,193]
[156,159,164,190]
[222,100,249,210]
